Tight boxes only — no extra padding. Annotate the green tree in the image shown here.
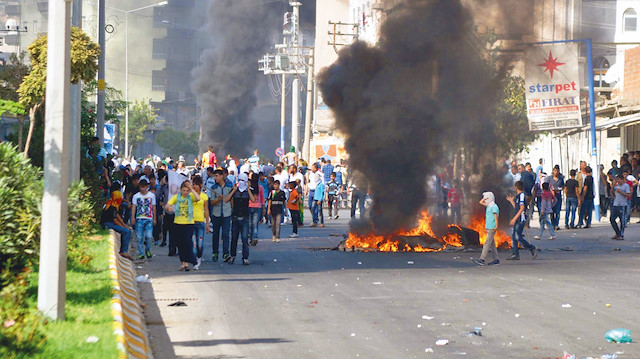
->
[0,99,26,150]
[155,128,199,158]
[17,26,100,158]
[0,53,29,150]
[0,52,29,102]
[121,100,158,155]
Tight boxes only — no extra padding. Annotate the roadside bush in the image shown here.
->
[0,143,42,289]
[0,266,47,357]
[67,180,98,267]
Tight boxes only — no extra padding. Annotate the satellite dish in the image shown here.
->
[5,19,18,30]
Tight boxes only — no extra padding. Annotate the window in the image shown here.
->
[623,8,637,32]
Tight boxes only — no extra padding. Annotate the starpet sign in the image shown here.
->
[524,43,582,131]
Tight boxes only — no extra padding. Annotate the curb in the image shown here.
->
[108,230,154,359]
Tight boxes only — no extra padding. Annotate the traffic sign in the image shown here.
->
[275,147,285,157]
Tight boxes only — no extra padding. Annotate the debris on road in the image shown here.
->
[425,347,434,353]
[407,261,414,265]
[561,303,572,308]
[422,315,434,320]
[514,313,520,318]
[435,339,449,346]
[135,274,151,283]
[605,328,632,343]
[464,327,482,336]
[350,333,356,337]
[168,301,187,307]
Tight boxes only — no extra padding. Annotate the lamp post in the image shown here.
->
[110,1,167,159]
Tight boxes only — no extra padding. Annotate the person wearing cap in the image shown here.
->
[225,173,256,265]
[284,146,297,167]
[473,192,500,266]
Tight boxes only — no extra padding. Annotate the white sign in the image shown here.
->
[524,43,582,131]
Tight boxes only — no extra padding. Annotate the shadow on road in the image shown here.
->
[173,338,293,347]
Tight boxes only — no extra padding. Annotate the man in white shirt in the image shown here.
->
[248,149,260,173]
[306,163,323,225]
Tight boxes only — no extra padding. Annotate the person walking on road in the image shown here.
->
[209,169,233,263]
[191,176,209,270]
[268,180,286,242]
[287,181,302,238]
[473,192,500,266]
[610,174,630,240]
[313,177,325,228]
[227,173,255,265]
[131,179,157,260]
[306,163,323,226]
[534,182,557,240]
[506,181,538,260]
[165,180,200,271]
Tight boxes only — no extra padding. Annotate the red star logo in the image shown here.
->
[537,51,565,79]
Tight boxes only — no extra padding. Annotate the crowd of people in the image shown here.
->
[99,146,363,270]
[429,152,640,266]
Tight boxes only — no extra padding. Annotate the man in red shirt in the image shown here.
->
[202,145,217,169]
[447,180,463,224]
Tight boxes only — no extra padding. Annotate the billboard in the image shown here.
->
[524,43,582,131]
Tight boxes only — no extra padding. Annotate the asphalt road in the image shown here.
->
[138,212,640,359]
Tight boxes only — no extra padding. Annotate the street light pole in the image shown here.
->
[38,0,72,321]
[96,0,105,145]
[110,1,167,159]
[125,12,129,158]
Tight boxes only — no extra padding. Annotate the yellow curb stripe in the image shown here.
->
[109,230,154,359]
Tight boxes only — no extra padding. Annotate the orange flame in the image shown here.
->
[345,210,512,252]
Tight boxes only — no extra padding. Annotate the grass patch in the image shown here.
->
[25,229,118,359]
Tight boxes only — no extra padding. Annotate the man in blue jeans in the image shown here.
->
[131,179,156,260]
[506,181,537,260]
[101,186,134,260]
[227,173,255,265]
[306,163,322,227]
[578,166,594,228]
[209,169,234,263]
[564,170,579,228]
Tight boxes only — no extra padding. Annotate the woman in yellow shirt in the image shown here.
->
[191,176,210,270]
[165,180,201,271]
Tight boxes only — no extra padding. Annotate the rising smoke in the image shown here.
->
[317,0,503,235]
[192,0,279,156]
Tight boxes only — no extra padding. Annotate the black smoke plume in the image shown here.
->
[192,1,279,156]
[317,0,502,234]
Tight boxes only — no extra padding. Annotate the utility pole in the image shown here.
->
[96,0,105,145]
[69,0,82,182]
[259,1,313,158]
[291,77,299,150]
[38,0,72,321]
[302,49,314,162]
[280,73,286,150]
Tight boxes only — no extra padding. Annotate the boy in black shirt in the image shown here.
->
[268,180,286,242]
[225,173,255,265]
